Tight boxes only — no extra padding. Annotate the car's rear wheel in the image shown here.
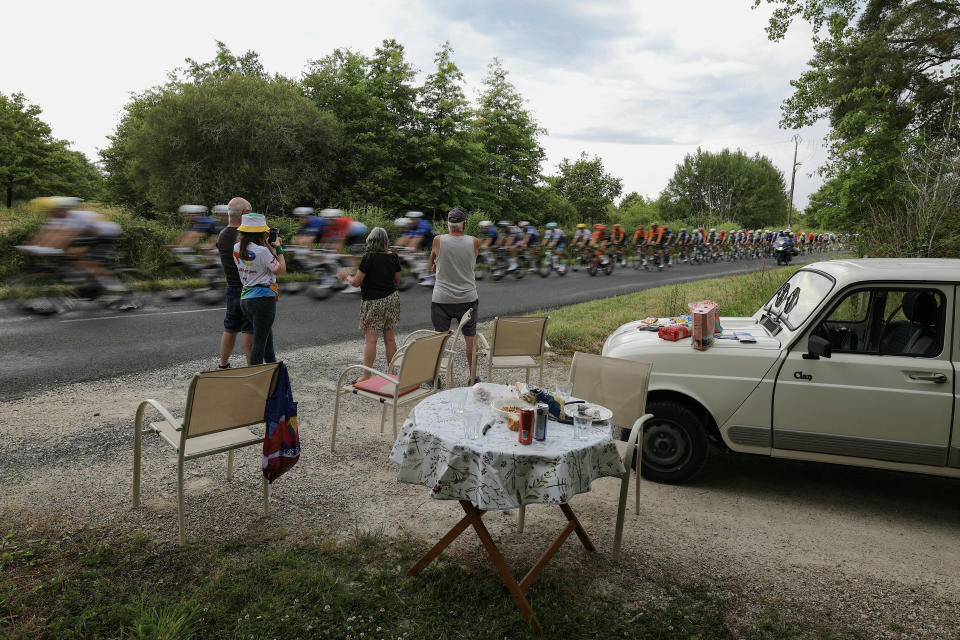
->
[637,400,709,483]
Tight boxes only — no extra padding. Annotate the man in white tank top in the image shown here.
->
[428,208,480,382]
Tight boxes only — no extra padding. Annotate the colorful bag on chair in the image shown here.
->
[262,362,300,482]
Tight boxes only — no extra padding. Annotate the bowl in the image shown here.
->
[490,396,535,418]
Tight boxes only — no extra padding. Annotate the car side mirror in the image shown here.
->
[803,334,832,360]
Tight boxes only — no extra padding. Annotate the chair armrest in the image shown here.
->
[336,364,390,390]
[135,399,182,434]
[622,414,653,465]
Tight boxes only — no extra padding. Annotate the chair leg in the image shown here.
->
[525,368,530,384]
[613,470,630,561]
[133,415,143,508]
[635,442,642,515]
[226,450,234,481]
[331,391,343,452]
[539,359,544,386]
[263,477,270,516]
[392,402,399,439]
[380,403,387,434]
[177,458,186,545]
[517,505,526,533]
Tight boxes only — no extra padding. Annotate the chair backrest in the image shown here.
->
[491,316,549,357]
[449,307,473,352]
[183,363,281,437]
[570,352,651,429]
[398,331,452,388]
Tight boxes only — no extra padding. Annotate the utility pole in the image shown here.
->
[787,134,801,229]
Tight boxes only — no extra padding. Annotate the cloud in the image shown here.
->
[554,127,685,146]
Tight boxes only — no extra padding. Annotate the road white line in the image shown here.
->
[59,307,225,323]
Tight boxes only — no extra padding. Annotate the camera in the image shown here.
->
[268,227,278,243]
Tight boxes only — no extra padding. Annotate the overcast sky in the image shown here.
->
[5,0,829,209]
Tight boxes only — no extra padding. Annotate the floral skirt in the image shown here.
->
[359,291,401,331]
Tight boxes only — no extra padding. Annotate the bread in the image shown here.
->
[507,414,521,432]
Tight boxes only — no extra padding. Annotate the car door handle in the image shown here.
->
[908,372,947,383]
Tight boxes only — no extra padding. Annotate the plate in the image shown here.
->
[569,402,613,422]
[490,396,535,418]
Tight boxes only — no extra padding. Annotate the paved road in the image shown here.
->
[0,253,833,400]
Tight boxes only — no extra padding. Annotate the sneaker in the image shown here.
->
[341,285,362,294]
[419,275,436,286]
[218,363,231,370]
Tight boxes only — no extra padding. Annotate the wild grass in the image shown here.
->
[0,526,867,640]
[541,265,800,354]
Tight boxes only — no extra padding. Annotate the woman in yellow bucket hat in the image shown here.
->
[232,214,286,364]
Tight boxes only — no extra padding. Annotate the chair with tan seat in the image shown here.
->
[331,331,452,451]
[516,352,652,560]
[485,316,550,385]
[133,362,281,545]
[392,307,473,388]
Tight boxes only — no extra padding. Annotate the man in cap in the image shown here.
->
[428,207,480,383]
[214,197,253,368]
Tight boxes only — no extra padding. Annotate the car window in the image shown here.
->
[814,288,945,357]
[761,270,835,331]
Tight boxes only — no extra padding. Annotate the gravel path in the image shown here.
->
[2,332,959,638]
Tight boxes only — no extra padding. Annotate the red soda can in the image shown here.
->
[518,409,534,445]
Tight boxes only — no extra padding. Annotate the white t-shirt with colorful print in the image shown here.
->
[233,242,280,299]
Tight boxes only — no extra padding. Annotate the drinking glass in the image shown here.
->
[554,381,573,407]
[572,414,591,441]
[464,409,484,440]
[450,387,467,419]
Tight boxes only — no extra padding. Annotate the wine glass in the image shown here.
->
[554,380,573,408]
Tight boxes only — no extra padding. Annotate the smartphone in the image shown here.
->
[268,227,278,243]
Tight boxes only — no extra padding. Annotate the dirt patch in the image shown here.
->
[2,334,959,638]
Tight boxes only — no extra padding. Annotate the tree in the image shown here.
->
[473,58,546,219]
[754,0,960,227]
[102,72,340,216]
[546,152,623,223]
[0,92,101,207]
[410,42,486,217]
[613,192,661,229]
[302,39,419,210]
[659,148,790,229]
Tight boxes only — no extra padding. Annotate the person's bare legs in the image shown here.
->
[464,335,476,381]
[383,328,397,366]
[219,331,238,367]
[220,331,254,366]
[361,329,379,381]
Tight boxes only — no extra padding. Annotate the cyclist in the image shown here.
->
[675,227,691,262]
[176,205,222,250]
[517,221,540,270]
[542,222,567,272]
[610,223,626,264]
[631,224,647,266]
[645,222,664,268]
[20,196,125,292]
[570,223,590,271]
[292,206,325,248]
[478,220,497,250]
[589,223,609,269]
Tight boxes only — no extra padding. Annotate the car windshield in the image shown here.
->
[760,269,834,331]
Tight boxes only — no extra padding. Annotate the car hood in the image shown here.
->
[602,316,782,355]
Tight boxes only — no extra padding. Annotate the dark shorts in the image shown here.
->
[431,299,479,336]
[224,286,253,333]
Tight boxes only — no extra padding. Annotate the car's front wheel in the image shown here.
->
[638,401,709,483]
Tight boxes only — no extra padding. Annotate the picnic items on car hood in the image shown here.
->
[658,324,690,341]
[689,299,721,351]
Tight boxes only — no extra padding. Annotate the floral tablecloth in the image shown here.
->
[389,386,627,510]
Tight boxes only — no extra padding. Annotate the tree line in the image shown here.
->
[3,39,797,231]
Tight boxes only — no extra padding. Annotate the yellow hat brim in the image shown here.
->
[237,225,269,233]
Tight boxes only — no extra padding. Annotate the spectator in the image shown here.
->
[339,227,401,384]
[216,197,253,368]
[233,213,286,365]
[428,208,479,383]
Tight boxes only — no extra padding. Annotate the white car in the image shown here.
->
[602,259,959,483]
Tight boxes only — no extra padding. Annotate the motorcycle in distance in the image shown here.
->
[773,236,797,265]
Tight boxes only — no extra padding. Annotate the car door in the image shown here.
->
[772,284,954,467]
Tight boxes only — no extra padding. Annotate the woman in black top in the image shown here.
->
[338,227,401,383]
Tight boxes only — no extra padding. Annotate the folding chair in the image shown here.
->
[485,316,549,385]
[331,331,452,451]
[133,363,281,545]
[393,307,473,388]
[516,352,652,560]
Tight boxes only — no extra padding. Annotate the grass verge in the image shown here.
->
[542,265,799,354]
[0,527,865,640]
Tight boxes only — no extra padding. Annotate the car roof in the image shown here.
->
[805,258,960,285]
